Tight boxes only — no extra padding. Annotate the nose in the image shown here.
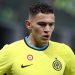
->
[44,25,50,33]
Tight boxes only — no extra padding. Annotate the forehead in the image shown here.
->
[31,13,55,22]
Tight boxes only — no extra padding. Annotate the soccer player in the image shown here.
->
[0,2,75,75]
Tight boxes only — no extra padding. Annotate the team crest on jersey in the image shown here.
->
[27,54,33,61]
[52,58,62,71]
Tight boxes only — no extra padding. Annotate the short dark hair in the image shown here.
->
[29,2,54,16]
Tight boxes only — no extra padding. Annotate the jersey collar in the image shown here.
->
[24,36,49,51]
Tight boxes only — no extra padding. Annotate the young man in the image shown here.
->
[0,2,75,75]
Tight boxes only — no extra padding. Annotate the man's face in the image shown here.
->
[27,13,55,45]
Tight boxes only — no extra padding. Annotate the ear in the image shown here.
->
[25,20,31,30]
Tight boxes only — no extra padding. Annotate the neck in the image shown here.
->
[28,34,47,48]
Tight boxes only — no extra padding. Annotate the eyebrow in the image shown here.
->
[37,22,55,24]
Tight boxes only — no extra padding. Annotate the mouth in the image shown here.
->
[42,35,50,40]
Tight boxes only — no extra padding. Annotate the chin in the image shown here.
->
[42,40,49,44]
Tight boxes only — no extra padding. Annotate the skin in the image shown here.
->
[26,12,55,47]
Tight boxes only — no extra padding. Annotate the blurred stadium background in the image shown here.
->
[0,0,75,53]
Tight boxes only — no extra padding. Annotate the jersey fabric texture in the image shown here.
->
[0,37,75,75]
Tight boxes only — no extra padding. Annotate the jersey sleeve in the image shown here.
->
[0,45,12,75]
[62,44,75,75]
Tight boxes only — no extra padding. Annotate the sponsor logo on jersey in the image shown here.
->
[21,64,32,68]
[27,54,33,60]
[52,58,62,71]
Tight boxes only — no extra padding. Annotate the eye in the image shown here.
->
[49,22,54,26]
[37,22,46,27]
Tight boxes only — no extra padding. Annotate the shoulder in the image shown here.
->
[49,40,72,49]
[0,39,24,53]
[8,39,24,47]
[49,40,74,55]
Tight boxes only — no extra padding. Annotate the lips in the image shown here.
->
[42,35,50,40]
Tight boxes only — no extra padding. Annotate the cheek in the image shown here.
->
[32,26,43,34]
